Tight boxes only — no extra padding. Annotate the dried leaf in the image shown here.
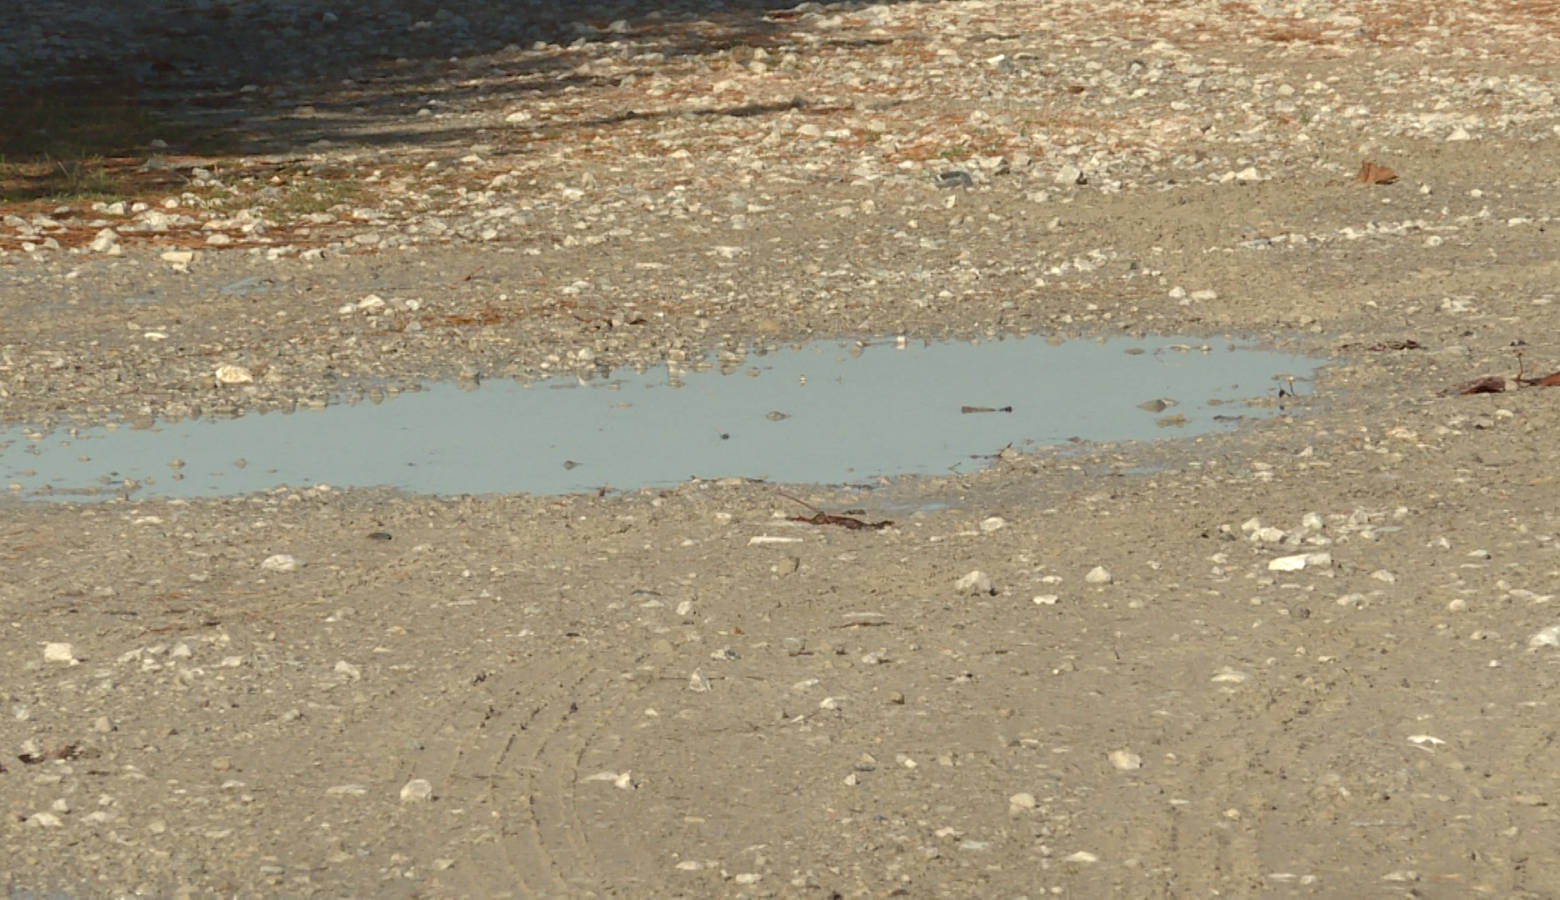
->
[959,405,1013,414]
[1354,160,1399,185]
[788,512,893,531]
[1457,376,1508,395]
[1527,371,1560,387]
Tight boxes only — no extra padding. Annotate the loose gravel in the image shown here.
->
[5,0,1560,896]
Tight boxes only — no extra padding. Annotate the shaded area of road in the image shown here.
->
[0,0,891,200]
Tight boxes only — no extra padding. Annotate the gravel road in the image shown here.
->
[5,0,1560,896]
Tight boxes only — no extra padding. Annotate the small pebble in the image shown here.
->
[1268,552,1331,572]
[955,570,994,595]
[43,642,79,665]
[1084,566,1112,585]
[214,364,254,385]
[1527,625,1560,650]
[260,554,301,573]
[399,778,434,802]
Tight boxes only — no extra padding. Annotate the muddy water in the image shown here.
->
[0,336,1318,500]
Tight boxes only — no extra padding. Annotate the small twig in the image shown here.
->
[789,512,894,530]
[775,489,822,515]
[776,491,891,530]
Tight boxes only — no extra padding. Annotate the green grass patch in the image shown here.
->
[0,84,235,205]
[257,180,366,221]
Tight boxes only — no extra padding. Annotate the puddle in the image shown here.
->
[1,336,1318,501]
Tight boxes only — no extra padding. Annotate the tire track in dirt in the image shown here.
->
[410,645,665,896]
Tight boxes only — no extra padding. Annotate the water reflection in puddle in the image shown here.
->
[2,336,1317,501]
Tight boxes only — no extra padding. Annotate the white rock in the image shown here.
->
[1108,749,1142,771]
[687,670,711,692]
[955,570,994,595]
[1054,163,1084,185]
[1008,792,1037,813]
[1252,526,1287,543]
[260,554,301,573]
[43,642,78,665]
[399,778,434,802]
[334,660,362,681]
[89,228,120,253]
[1084,566,1112,585]
[160,250,196,265]
[1447,126,1472,141]
[1065,851,1099,864]
[1268,552,1331,572]
[979,516,1005,533]
[582,771,635,789]
[1527,625,1560,650]
[26,812,63,828]
[1211,666,1250,684]
[214,364,253,385]
[1032,594,1060,606]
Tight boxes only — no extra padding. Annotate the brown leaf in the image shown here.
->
[1457,376,1508,395]
[1528,371,1560,387]
[788,513,893,531]
[1354,160,1399,185]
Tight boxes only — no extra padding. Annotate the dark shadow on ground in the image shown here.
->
[0,0,915,201]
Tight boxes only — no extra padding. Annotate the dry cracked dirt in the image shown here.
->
[4,0,1560,897]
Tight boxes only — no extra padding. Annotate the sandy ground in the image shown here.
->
[6,1,1560,897]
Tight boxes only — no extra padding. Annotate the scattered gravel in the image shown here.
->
[5,0,1560,896]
